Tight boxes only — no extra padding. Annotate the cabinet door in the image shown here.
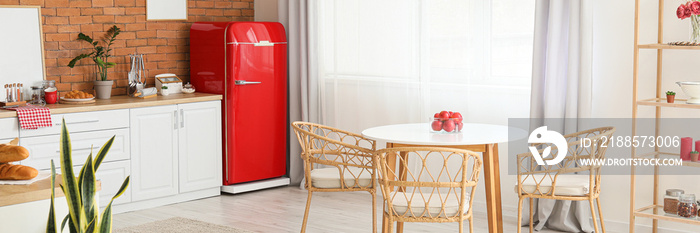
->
[178,101,222,192]
[91,160,131,207]
[130,105,179,201]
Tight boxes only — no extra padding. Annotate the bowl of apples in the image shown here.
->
[430,110,463,133]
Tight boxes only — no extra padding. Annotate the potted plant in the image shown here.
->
[161,86,169,96]
[67,25,121,100]
[46,118,129,233]
[666,91,676,103]
[692,151,699,162]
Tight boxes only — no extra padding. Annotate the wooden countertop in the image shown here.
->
[0,93,222,119]
[0,175,101,207]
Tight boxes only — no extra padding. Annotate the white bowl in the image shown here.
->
[677,81,700,104]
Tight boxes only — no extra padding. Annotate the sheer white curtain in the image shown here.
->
[313,0,535,133]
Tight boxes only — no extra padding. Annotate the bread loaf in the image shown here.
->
[0,144,29,163]
[0,163,38,180]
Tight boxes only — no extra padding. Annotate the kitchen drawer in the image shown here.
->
[0,118,19,140]
[19,109,129,137]
[92,160,131,207]
[21,128,130,170]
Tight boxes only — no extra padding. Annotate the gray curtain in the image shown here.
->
[528,0,593,232]
[279,0,321,186]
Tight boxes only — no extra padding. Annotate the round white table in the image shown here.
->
[362,123,526,233]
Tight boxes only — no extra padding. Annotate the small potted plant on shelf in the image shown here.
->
[67,25,121,100]
[692,151,699,162]
[666,91,676,103]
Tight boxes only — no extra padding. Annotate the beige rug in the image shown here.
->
[115,217,252,233]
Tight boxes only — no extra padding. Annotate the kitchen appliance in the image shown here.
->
[155,73,183,94]
[190,22,289,193]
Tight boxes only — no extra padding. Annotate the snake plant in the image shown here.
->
[46,118,130,233]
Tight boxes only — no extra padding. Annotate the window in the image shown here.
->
[314,0,535,131]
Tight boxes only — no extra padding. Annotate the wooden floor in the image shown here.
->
[114,186,594,233]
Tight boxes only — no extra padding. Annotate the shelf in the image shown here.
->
[634,205,700,225]
[637,98,700,109]
[633,151,700,167]
[638,43,700,50]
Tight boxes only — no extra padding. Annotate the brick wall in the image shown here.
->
[0,0,254,96]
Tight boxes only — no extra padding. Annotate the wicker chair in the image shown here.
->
[374,147,482,233]
[291,121,378,233]
[515,127,615,233]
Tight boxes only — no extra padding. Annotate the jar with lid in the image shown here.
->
[678,194,697,218]
[41,80,56,99]
[29,86,45,106]
[664,189,684,214]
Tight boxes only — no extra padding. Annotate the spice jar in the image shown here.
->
[665,189,684,214]
[678,194,697,218]
[29,86,45,106]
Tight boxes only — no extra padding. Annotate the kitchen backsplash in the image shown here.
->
[0,0,253,96]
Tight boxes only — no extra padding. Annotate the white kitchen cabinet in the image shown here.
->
[177,101,222,192]
[94,160,131,207]
[130,105,179,201]
[130,101,222,201]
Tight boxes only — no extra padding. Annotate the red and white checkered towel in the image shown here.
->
[14,105,53,129]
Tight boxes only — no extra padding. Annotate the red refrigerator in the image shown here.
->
[190,22,288,191]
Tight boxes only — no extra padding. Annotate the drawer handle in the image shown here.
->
[55,120,100,126]
[56,147,99,153]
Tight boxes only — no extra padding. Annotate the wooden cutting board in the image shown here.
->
[59,99,96,104]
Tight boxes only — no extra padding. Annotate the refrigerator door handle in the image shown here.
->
[234,80,262,85]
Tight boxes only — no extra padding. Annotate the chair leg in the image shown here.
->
[301,190,313,233]
[529,198,534,233]
[468,217,474,233]
[517,197,524,233]
[387,216,394,233]
[396,222,404,233]
[459,220,464,233]
[382,214,389,233]
[589,199,600,233]
[372,192,377,233]
[596,197,606,233]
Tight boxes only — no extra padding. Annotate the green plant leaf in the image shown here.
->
[46,160,56,233]
[77,33,93,44]
[105,62,116,68]
[94,136,115,171]
[86,218,96,233]
[80,153,97,223]
[98,176,129,233]
[67,53,93,68]
[59,118,84,231]
[61,214,70,233]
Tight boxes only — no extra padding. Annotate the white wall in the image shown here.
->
[593,0,700,232]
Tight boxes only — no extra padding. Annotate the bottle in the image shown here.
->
[664,189,684,214]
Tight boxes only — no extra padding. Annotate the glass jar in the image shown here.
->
[41,80,56,99]
[678,194,697,218]
[29,86,45,106]
[664,189,684,214]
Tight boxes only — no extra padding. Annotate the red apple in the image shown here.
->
[457,122,464,131]
[433,113,440,119]
[451,112,463,123]
[431,120,443,131]
[438,111,450,121]
[443,120,456,132]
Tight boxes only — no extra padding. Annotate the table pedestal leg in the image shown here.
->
[483,143,503,233]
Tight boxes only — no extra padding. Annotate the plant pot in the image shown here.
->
[667,95,676,103]
[94,80,114,99]
[692,153,699,162]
